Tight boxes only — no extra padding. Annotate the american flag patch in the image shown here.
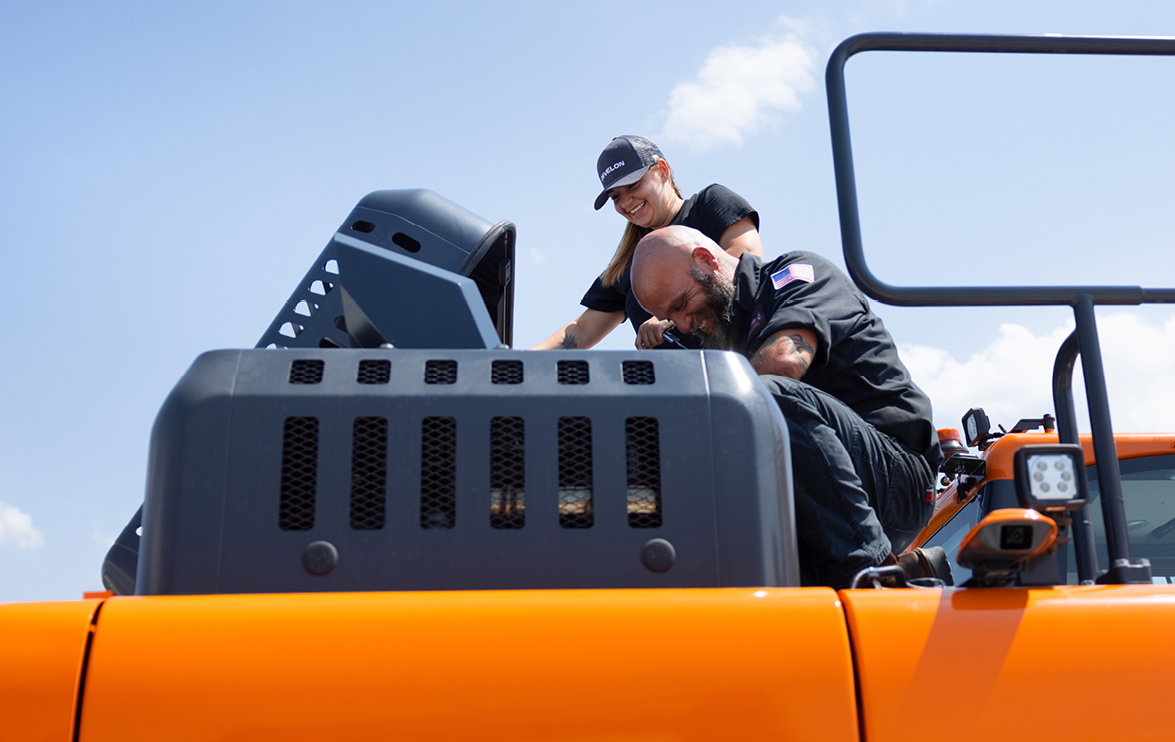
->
[771,263,814,290]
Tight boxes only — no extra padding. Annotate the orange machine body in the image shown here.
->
[11,589,857,741]
[11,584,1175,740]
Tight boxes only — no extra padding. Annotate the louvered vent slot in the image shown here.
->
[557,360,589,385]
[289,359,324,384]
[558,417,594,529]
[424,360,458,384]
[491,360,524,384]
[357,359,391,384]
[279,417,319,530]
[622,360,655,385]
[489,417,525,529]
[420,417,457,528]
[350,416,387,529]
[625,417,662,528]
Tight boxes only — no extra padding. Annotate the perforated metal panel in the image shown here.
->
[625,417,663,528]
[356,360,391,385]
[557,360,590,385]
[279,417,319,530]
[558,417,594,529]
[420,417,457,529]
[424,360,458,385]
[349,417,387,530]
[491,360,524,385]
[622,361,656,385]
[489,417,526,529]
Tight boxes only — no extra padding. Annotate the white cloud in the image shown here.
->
[902,312,1175,435]
[660,22,816,151]
[528,247,547,265]
[0,502,45,549]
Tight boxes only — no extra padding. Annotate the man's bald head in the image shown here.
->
[631,225,739,346]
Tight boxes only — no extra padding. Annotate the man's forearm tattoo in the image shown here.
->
[560,332,578,349]
[751,332,812,376]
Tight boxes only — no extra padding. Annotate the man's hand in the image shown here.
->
[749,328,817,379]
[636,317,674,350]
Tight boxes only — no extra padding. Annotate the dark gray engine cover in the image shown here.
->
[137,348,798,594]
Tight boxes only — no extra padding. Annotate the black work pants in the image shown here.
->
[760,375,935,589]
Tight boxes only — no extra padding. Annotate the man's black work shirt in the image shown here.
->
[729,251,942,470]
[581,184,758,348]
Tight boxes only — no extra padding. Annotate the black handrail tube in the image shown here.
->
[1074,297,1133,567]
[826,33,1175,308]
[826,32,1172,584]
[1052,331,1098,584]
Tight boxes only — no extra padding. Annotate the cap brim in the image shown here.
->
[592,167,651,210]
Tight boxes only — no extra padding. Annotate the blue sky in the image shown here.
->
[3,0,1175,601]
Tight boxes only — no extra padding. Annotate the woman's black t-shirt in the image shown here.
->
[580,184,758,347]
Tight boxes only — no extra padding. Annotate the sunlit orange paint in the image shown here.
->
[842,584,1175,742]
[912,433,1175,550]
[0,598,103,741]
[78,589,858,741]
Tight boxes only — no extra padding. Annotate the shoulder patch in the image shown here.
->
[771,263,814,290]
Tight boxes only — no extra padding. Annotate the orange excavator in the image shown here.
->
[5,32,1175,742]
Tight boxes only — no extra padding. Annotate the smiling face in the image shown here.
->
[631,226,739,346]
[607,159,679,229]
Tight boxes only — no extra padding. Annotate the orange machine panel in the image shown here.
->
[80,589,857,741]
[0,599,102,742]
[843,585,1175,742]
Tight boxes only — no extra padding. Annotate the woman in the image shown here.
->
[532,135,762,350]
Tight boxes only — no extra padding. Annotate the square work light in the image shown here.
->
[1013,444,1088,511]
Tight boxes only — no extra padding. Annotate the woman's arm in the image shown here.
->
[718,216,763,258]
[530,308,625,350]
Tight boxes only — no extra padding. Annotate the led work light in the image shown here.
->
[1013,444,1088,511]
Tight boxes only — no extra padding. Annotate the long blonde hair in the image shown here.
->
[601,161,682,287]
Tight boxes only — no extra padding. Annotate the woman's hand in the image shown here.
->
[636,318,674,350]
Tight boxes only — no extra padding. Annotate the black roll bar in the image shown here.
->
[826,32,1175,583]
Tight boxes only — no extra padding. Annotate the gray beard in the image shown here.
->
[687,266,736,350]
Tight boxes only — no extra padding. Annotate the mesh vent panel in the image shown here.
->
[289,359,324,384]
[491,360,524,385]
[557,360,590,385]
[420,417,457,528]
[357,359,391,384]
[424,360,458,384]
[558,417,594,529]
[279,417,319,530]
[622,360,656,385]
[489,417,525,529]
[625,417,662,528]
[350,416,387,529]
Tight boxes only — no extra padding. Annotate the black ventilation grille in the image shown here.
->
[350,417,388,530]
[491,360,524,385]
[288,359,324,384]
[357,359,391,385]
[489,417,525,529]
[424,360,458,385]
[558,417,594,529]
[279,417,319,530]
[557,360,590,385]
[420,417,457,528]
[625,417,662,528]
[622,361,656,385]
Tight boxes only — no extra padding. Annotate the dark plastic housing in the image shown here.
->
[257,189,515,350]
[136,348,798,594]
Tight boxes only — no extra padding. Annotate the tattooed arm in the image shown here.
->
[748,328,818,379]
[530,309,625,350]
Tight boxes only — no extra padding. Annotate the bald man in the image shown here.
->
[632,225,947,588]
